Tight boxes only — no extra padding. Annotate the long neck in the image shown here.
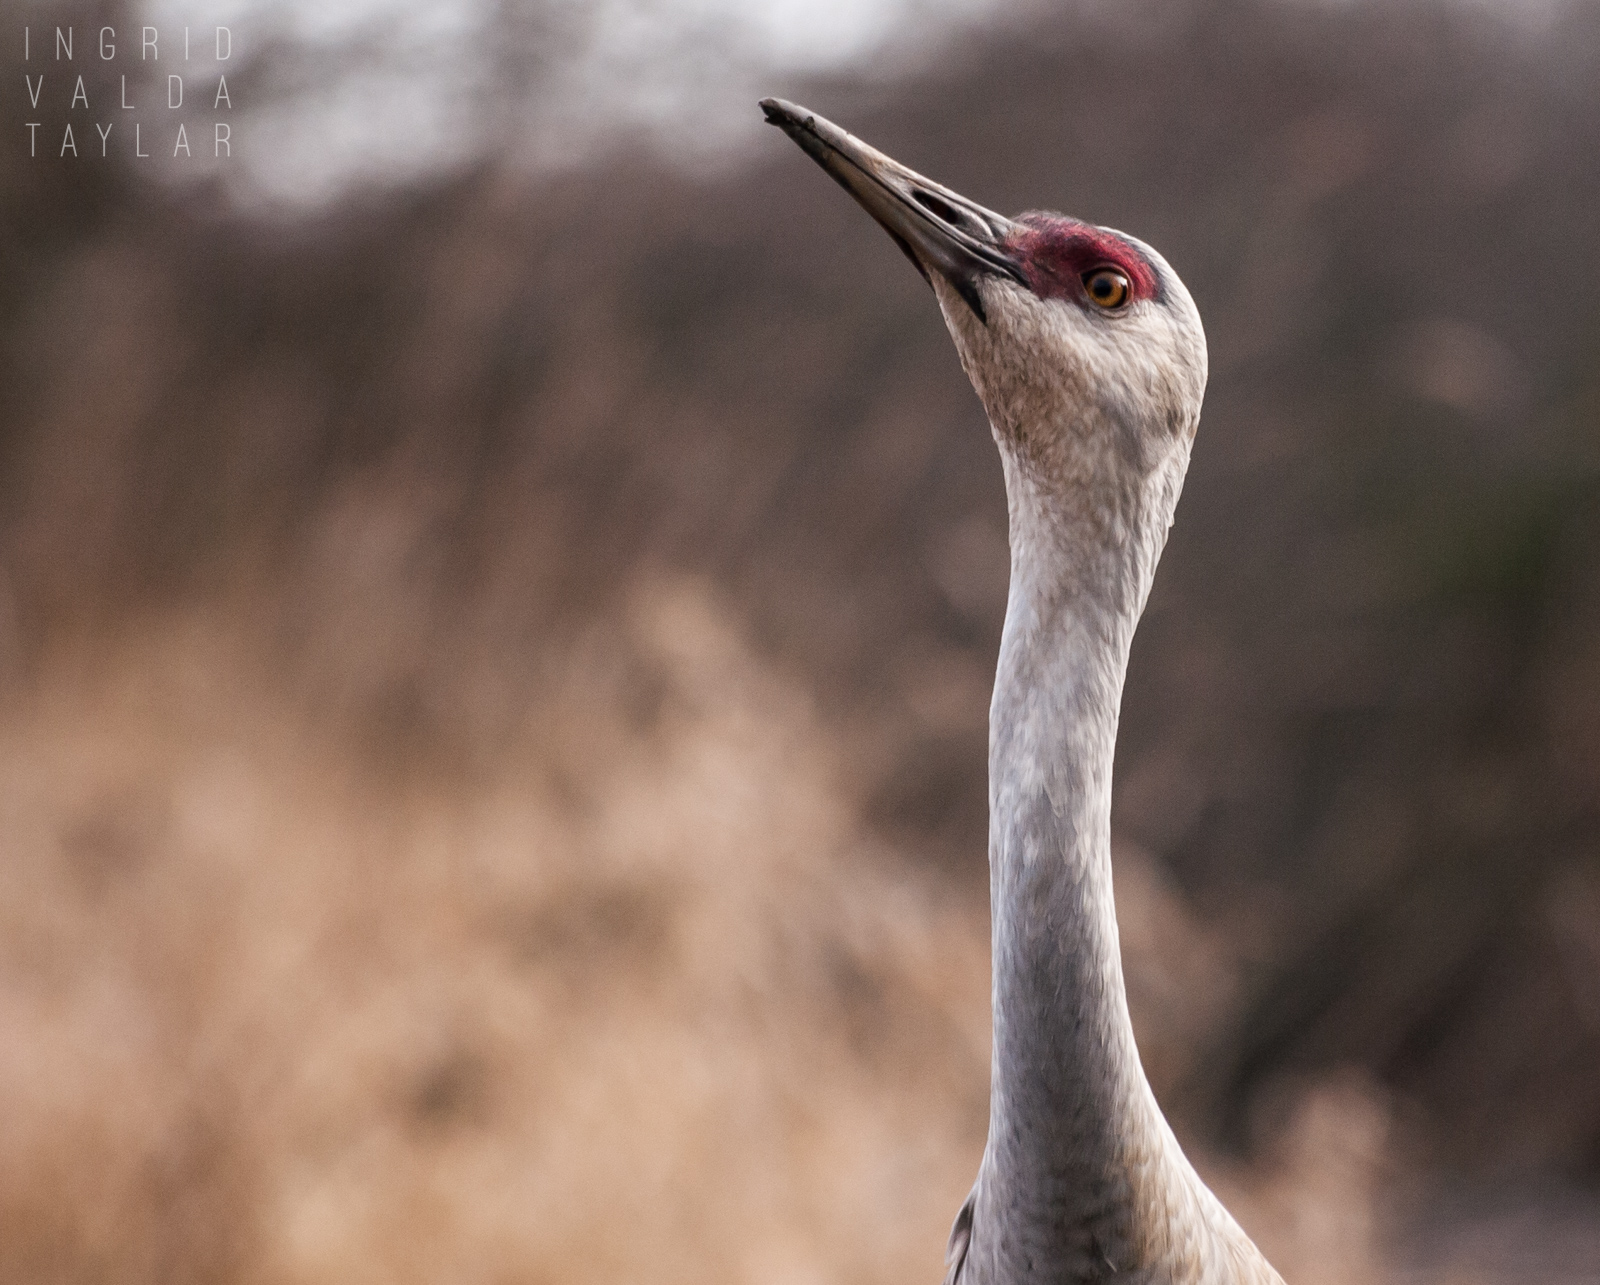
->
[960,457,1278,1284]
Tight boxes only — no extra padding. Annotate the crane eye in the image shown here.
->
[1083,268,1131,309]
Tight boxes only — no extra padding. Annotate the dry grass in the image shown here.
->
[0,579,989,1283]
[0,573,1421,1284]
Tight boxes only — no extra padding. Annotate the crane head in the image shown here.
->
[761,98,1207,499]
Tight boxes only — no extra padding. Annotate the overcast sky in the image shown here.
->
[96,0,1576,205]
[102,0,1012,203]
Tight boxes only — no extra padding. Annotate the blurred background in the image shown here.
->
[4,0,1600,1280]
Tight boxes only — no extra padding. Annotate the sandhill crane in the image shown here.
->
[762,100,1284,1285]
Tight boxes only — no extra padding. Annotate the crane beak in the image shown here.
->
[760,98,1027,325]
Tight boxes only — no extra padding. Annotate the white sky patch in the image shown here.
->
[107,0,1013,207]
[94,0,1582,207]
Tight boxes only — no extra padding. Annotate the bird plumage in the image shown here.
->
[762,99,1283,1285]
